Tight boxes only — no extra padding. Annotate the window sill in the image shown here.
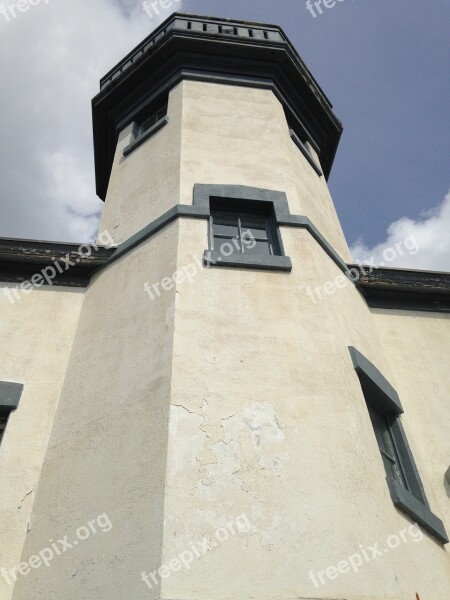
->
[289,129,323,177]
[123,116,169,157]
[203,250,292,272]
[386,478,448,544]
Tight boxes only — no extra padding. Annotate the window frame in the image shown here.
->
[123,104,169,157]
[193,186,292,272]
[349,346,448,544]
[0,414,9,445]
[0,381,24,447]
[210,208,280,258]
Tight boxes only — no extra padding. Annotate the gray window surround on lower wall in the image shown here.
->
[0,381,24,415]
[122,115,169,157]
[349,346,448,544]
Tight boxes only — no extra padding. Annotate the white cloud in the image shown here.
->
[350,191,450,272]
[0,0,180,242]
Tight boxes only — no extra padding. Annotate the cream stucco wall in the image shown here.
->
[371,309,450,538]
[5,79,449,600]
[11,225,179,600]
[98,83,183,245]
[0,285,84,600]
[178,81,352,262]
[99,80,351,262]
[160,219,450,600]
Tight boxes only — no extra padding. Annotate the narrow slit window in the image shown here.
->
[138,105,167,138]
[0,415,8,445]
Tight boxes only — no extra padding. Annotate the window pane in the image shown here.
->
[241,216,269,239]
[140,107,166,135]
[0,416,7,445]
[385,424,408,488]
[244,240,272,256]
[214,237,241,255]
[369,408,408,489]
[369,409,387,452]
[381,452,399,481]
[213,214,239,237]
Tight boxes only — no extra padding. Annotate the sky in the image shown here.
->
[0,0,448,270]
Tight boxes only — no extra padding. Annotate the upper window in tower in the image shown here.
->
[138,105,167,138]
[123,102,168,157]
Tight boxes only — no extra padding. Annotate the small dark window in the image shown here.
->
[211,210,278,257]
[0,415,8,445]
[368,406,408,489]
[349,346,448,544]
[138,105,167,138]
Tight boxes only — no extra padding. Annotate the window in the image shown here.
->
[194,184,292,271]
[0,415,8,445]
[284,109,322,177]
[0,381,24,447]
[211,210,278,257]
[138,105,167,138]
[123,103,168,157]
[349,347,448,544]
[368,406,408,489]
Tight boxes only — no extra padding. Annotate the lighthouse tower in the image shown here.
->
[5,13,449,600]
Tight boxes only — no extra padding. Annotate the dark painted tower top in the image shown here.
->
[92,12,343,200]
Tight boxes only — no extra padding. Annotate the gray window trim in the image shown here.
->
[123,115,169,157]
[0,381,23,415]
[193,185,292,272]
[204,249,292,271]
[0,381,24,443]
[348,346,448,544]
[103,185,348,277]
[349,347,403,414]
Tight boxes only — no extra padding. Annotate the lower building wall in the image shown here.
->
[371,308,450,540]
[9,224,179,600]
[159,220,450,600]
[0,284,84,600]
[2,221,449,600]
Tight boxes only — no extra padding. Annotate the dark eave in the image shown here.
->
[1,237,449,313]
[0,238,114,287]
[351,265,450,313]
[92,12,343,200]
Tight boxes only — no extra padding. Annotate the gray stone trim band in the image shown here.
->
[348,346,403,414]
[0,381,24,415]
[289,129,323,177]
[278,215,350,274]
[104,184,349,277]
[105,204,208,270]
[123,115,169,157]
[194,184,350,274]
